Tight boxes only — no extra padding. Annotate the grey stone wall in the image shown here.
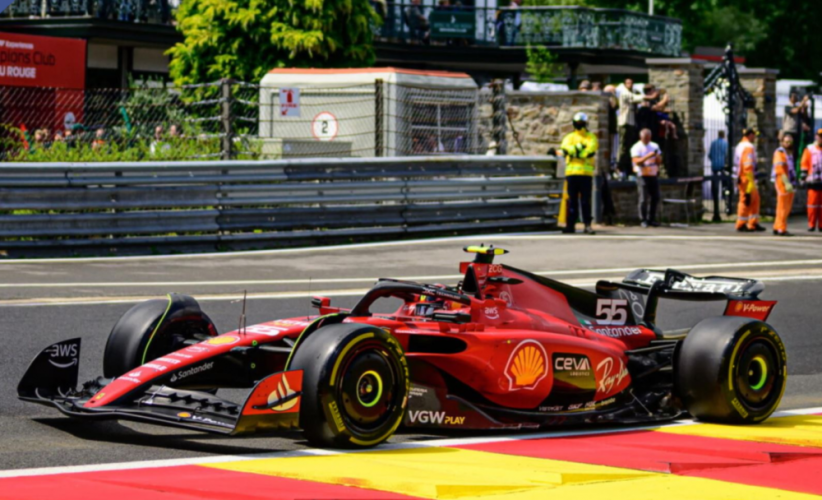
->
[739,69,779,172]
[504,91,611,174]
[647,59,706,177]
[739,69,781,217]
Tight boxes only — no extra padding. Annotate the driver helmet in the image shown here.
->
[573,112,588,130]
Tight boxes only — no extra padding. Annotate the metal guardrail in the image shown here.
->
[0,156,561,256]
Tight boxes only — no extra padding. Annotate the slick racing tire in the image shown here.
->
[676,316,786,424]
[103,293,218,378]
[289,323,409,449]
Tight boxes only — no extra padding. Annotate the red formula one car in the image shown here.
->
[19,246,787,448]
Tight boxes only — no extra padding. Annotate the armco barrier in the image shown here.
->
[0,156,561,257]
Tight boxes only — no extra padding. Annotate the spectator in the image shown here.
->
[616,78,654,177]
[578,80,591,92]
[169,124,181,139]
[92,128,106,150]
[645,84,678,140]
[631,128,662,227]
[708,130,728,211]
[405,0,429,44]
[53,132,64,144]
[150,125,171,156]
[32,129,46,151]
[591,81,602,92]
[782,92,810,141]
[436,0,452,10]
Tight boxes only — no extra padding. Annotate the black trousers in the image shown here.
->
[566,175,593,228]
[637,175,661,223]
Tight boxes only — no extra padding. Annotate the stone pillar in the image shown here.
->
[646,58,707,177]
[739,68,779,172]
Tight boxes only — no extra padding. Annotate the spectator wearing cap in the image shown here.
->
[734,128,766,232]
[558,112,598,235]
[578,80,591,91]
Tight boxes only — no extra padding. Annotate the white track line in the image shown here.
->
[4,258,822,288]
[4,273,822,307]
[1,231,819,264]
[0,406,818,479]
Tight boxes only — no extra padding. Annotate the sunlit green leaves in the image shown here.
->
[167,0,379,86]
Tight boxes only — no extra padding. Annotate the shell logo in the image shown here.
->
[206,335,239,346]
[504,340,548,391]
[268,374,298,412]
[177,412,192,418]
[735,301,743,312]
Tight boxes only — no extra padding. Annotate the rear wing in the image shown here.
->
[618,269,764,300]
[596,269,773,325]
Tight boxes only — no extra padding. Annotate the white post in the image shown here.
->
[649,0,654,15]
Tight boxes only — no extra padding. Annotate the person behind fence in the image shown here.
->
[631,128,662,228]
[734,128,766,232]
[617,79,654,178]
[404,0,429,44]
[92,128,106,151]
[782,92,811,141]
[800,129,822,231]
[559,112,598,235]
[150,125,171,156]
[708,130,728,208]
[771,133,796,236]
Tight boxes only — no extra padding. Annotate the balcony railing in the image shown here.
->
[1,1,682,57]
[0,0,172,24]
[376,4,682,56]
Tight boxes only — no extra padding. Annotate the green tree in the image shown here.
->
[167,0,380,86]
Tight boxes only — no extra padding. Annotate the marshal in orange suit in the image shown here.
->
[734,129,766,232]
[771,134,796,236]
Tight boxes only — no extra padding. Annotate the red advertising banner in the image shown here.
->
[0,31,86,89]
[0,32,86,136]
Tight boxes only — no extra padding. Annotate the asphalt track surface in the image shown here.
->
[1,221,821,475]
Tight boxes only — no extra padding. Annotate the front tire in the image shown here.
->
[103,293,218,378]
[676,316,786,424]
[289,323,409,448]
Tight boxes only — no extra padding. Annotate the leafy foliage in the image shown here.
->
[525,46,563,83]
[167,0,380,86]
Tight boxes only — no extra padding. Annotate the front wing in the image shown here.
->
[18,338,304,435]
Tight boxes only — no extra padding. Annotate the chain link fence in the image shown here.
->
[0,80,499,161]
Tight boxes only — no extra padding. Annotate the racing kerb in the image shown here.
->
[0,156,561,256]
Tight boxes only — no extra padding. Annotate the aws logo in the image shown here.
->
[504,340,548,391]
[45,342,78,369]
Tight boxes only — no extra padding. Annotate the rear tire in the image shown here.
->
[103,293,218,378]
[676,316,786,424]
[289,323,409,448]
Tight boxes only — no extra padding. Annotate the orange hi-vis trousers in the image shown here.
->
[809,188,822,229]
[774,191,794,232]
[735,188,760,230]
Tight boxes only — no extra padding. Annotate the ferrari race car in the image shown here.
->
[19,245,787,448]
